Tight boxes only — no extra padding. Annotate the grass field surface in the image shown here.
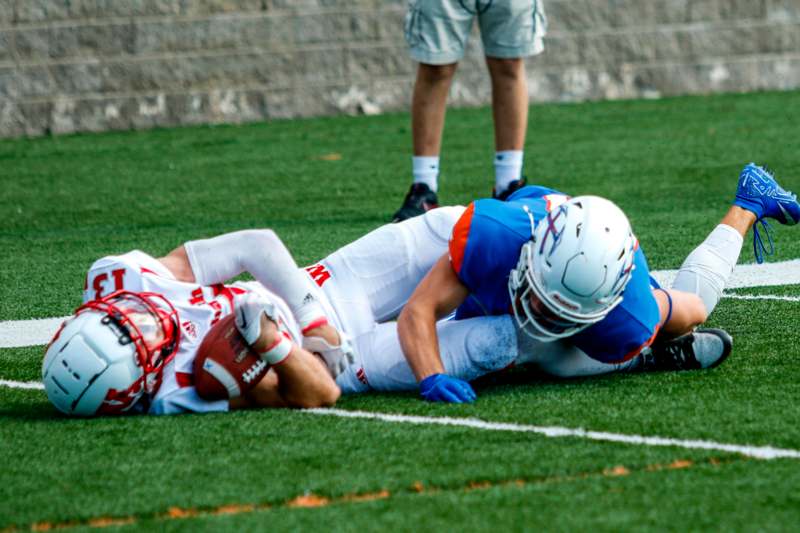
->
[2,90,800,531]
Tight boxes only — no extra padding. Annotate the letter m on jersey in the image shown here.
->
[305,264,331,287]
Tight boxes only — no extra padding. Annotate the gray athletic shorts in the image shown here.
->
[404,0,547,65]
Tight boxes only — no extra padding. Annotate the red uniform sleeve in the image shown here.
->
[448,203,475,275]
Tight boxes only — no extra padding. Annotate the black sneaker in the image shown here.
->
[640,328,733,371]
[493,177,527,201]
[392,183,439,222]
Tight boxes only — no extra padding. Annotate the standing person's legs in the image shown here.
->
[486,56,528,196]
[408,62,458,196]
[411,62,458,180]
[479,0,547,198]
[395,0,474,221]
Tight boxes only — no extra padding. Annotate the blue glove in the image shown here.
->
[419,374,477,403]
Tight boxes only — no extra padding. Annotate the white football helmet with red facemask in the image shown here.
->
[42,291,180,416]
[508,195,637,341]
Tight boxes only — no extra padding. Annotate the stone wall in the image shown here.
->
[1,0,799,137]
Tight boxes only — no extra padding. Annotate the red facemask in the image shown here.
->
[76,291,181,389]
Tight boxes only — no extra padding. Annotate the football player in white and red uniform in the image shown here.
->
[43,232,343,416]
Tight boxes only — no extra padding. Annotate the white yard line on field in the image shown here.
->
[649,259,800,289]
[1,259,800,349]
[305,408,800,460]
[0,379,796,461]
[0,316,68,349]
[0,379,44,390]
[722,293,800,302]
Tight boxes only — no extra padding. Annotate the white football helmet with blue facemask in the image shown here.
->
[508,195,637,341]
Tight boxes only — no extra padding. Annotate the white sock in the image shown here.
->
[671,224,744,315]
[412,156,439,192]
[494,150,523,194]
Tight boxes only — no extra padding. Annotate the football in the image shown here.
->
[192,314,270,401]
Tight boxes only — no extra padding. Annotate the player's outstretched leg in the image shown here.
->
[672,163,800,317]
[637,328,733,371]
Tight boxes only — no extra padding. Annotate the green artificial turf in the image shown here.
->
[2,90,800,531]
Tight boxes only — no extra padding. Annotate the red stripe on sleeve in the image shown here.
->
[449,203,475,275]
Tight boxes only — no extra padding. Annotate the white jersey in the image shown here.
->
[82,250,301,415]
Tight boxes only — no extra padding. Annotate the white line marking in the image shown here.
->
[0,317,67,349]
[723,293,800,302]
[0,379,44,390]
[306,408,800,460]
[650,259,800,289]
[1,260,799,349]
[3,378,797,460]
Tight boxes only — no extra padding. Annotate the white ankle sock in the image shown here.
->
[494,150,523,194]
[412,156,439,192]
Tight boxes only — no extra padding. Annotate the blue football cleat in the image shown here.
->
[733,163,800,263]
[734,163,800,224]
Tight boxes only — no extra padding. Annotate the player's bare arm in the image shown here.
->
[232,295,340,409]
[233,312,340,409]
[398,253,469,381]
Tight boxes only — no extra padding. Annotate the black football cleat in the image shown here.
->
[392,183,439,222]
[493,177,527,201]
[640,328,733,371]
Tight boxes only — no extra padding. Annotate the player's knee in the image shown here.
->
[418,62,457,84]
[487,57,524,80]
[536,345,599,379]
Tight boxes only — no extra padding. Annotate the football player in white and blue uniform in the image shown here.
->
[449,185,662,363]
[397,163,800,402]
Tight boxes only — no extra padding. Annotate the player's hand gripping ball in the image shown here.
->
[193,314,270,401]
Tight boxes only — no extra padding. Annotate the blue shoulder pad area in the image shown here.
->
[453,200,533,319]
[505,185,560,202]
[571,248,661,363]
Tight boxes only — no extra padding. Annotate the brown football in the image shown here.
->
[193,314,270,401]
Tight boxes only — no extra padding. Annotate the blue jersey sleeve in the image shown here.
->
[571,247,661,363]
[451,188,571,320]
